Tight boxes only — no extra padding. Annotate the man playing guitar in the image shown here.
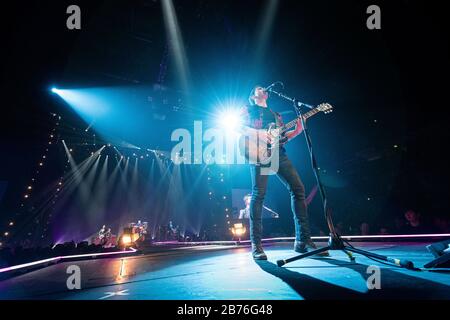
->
[239,85,330,260]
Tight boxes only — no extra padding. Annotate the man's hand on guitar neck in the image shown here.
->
[285,118,304,142]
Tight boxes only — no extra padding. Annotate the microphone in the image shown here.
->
[264,81,284,92]
[263,205,280,218]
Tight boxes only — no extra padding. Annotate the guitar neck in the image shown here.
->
[281,107,322,132]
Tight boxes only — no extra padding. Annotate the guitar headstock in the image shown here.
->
[317,103,333,114]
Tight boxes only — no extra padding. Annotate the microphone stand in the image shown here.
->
[269,89,415,269]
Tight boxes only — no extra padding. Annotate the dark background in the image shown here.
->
[0,0,449,244]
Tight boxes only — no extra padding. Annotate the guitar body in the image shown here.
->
[238,123,281,165]
[237,103,333,165]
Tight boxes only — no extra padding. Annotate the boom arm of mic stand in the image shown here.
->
[269,89,314,109]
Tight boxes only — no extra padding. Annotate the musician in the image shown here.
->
[102,228,112,245]
[238,194,251,219]
[98,225,106,239]
[168,221,177,240]
[239,193,280,219]
[240,85,329,260]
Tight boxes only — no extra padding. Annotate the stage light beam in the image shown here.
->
[251,0,280,77]
[161,0,190,92]
[51,88,110,120]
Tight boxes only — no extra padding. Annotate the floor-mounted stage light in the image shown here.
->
[231,223,247,242]
[121,234,133,246]
[120,227,140,248]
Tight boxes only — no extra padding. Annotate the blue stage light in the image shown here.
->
[217,109,242,134]
[50,88,110,119]
[50,85,174,148]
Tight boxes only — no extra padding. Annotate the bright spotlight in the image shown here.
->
[51,88,58,93]
[231,223,247,239]
[217,109,242,134]
[122,234,132,246]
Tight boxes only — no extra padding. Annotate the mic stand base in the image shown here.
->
[276,233,414,270]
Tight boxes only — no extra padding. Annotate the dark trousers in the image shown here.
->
[249,152,311,245]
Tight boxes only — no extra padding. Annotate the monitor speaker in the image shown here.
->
[424,239,450,268]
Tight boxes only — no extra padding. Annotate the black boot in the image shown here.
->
[252,243,267,260]
[294,240,330,257]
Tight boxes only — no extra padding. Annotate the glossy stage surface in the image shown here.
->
[1,241,449,300]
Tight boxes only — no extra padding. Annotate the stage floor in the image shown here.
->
[0,241,449,300]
